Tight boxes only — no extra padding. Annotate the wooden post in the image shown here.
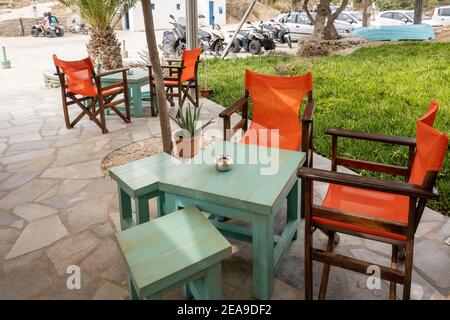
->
[414,0,423,24]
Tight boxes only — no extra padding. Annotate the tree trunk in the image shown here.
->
[362,0,371,27]
[312,0,330,40]
[141,0,173,154]
[313,0,348,40]
[414,0,423,24]
[86,28,122,70]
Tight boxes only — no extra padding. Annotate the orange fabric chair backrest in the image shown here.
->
[181,47,201,82]
[408,103,448,186]
[419,100,438,126]
[53,55,96,97]
[244,69,313,137]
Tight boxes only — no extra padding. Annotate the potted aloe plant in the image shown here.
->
[169,104,214,158]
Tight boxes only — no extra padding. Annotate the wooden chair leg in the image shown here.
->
[390,245,399,300]
[318,231,335,300]
[98,99,108,134]
[62,98,71,129]
[304,218,313,300]
[402,239,414,300]
[195,83,199,108]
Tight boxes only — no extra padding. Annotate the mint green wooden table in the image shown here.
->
[110,141,305,300]
[102,69,148,117]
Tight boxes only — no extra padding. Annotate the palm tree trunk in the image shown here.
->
[141,0,173,154]
[87,28,123,70]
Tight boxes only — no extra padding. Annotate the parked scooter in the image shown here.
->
[198,23,226,55]
[261,19,292,48]
[159,15,187,59]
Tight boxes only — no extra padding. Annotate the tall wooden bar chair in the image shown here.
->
[298,101,448,300]
[53,55,131,134]
[147,47,201,116]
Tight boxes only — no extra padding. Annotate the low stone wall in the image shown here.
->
[0,17,68,37]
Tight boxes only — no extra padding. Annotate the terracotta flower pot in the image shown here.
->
[174,133,201,158]
[199,85,213,98]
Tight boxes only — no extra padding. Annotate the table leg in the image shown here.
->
[287,179,300,240]
[128,277,139,300]
[118,186,132,230]
[252,214,274,300]
[135,196,149,224]
[158,192,179,216]
[132,84,143,117]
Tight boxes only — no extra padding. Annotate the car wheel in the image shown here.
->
[230,39,241,53]
[249,40,262,55]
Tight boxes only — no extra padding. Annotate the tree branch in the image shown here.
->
[303,0,315,24]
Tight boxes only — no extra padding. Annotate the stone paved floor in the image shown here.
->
[0,87,449,300]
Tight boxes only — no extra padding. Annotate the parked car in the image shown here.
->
[335,11,363,28]
[374,10,442,27]
[278,12,354,41]
[432,5,450,26]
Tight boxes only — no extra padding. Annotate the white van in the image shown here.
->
[432,6,450,26]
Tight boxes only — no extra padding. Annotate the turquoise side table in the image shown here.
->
[101,69,148,117]
[116,206,232,300]
[109,141,305,299]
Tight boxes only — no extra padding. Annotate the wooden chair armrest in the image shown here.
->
[166,59,182,64]
[219,96,248,119]
[96,68,128,78]
[297,167,438,199]
[301,99,315,123]
[325,128,416,147]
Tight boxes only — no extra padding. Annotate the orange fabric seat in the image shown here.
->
[238,70,312,151]
[317,184,409,241]
[317,101,448,241]
[240,121,302,151]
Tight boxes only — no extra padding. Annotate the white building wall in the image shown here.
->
[125,0,226,31]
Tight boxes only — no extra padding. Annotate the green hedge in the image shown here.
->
[199,42,450,215]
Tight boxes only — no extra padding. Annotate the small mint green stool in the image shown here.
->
[116,206,232,300]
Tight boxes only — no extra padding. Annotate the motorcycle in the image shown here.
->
[31,13,64,38]
[229,21,270,55]
[261,19,292,48]
[159,14,186,59]
[198,24,226,55]
[68,22,88,35]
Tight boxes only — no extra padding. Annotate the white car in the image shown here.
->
[374,10,442,27]
[432,6,450,26]
[279,12,354,41]
[335,11,363,28]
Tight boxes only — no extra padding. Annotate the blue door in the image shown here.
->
[209,1,214,25]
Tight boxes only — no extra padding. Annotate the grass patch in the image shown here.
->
[199,43,450,215]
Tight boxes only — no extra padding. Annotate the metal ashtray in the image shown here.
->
[215,155,233,172]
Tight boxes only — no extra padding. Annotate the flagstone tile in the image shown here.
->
[93,282,128,300]
[0,261,54,300]
[46,230,101,275]
[5,215,69,259]
[414,240,450,290]
[41,159,103,179]
[80,238,122,274]
[0,148,56,165]
[0,179,59,210]
[67,196,110,232]
[3,250,42,274]
[13,203,58,221]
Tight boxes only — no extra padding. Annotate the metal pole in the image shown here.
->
[185,0,198,50]
[221,0,256,59]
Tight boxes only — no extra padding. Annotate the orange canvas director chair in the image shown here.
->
[147,47,201,116]
[53,55,131,134]
[298,101,448,300]
[220,69,315,166]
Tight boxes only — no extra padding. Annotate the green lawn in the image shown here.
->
[199,42,450,215]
